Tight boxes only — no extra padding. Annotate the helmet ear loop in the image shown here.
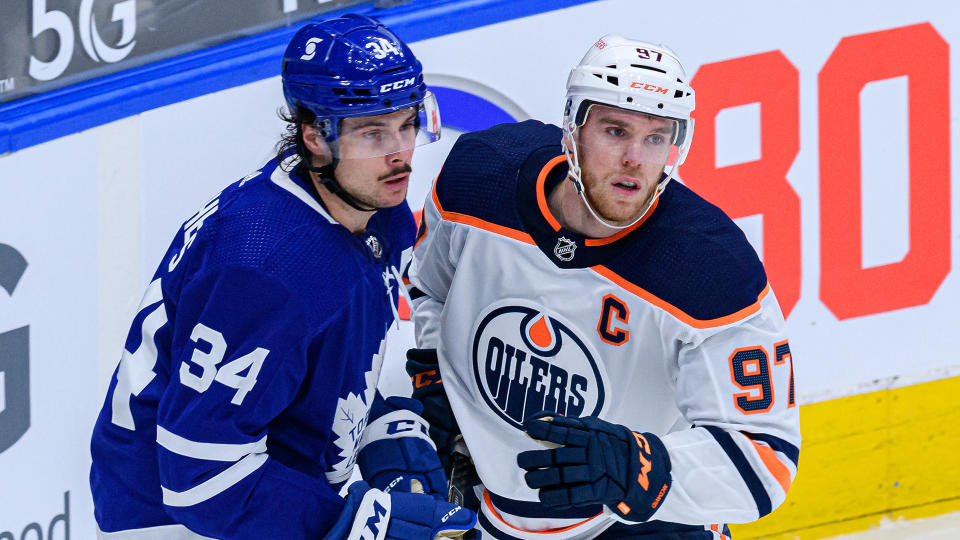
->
[662,118,693,182]
[562,122,585,195]
[299,118,338,178]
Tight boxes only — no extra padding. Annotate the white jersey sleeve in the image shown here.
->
[408,191,463,349]
[655,292,799,524]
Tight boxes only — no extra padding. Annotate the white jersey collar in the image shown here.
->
[270,155,337,225]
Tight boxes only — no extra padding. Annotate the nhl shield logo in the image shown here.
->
[554,236,577,261]
[471,301,608,430]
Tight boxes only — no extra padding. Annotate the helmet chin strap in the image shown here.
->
[297,139,379,213]
[562,121,672,231]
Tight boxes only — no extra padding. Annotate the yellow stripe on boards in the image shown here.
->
[729,375,960,539]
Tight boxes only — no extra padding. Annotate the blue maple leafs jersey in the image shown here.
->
[408,121,800,539]
[90,156,416,539]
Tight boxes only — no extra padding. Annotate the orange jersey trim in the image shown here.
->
[532,154,660,246]
[710,524,728,539]
[415,175,440,250]
[414,216,428,250]
[747,437,793,496]
[535,155,568,232]
[482,490,603,534]
[590,266,772,329]
[431,173,447,213]
[442,211,535,245]
[584,197,659,247]
[432,174,535,245]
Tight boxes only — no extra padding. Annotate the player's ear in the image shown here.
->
[302,123,333,166]
[561,129,581,156]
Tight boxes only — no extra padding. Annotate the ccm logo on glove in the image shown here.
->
[518,413,672,523]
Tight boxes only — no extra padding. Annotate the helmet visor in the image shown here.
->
[573,104,684,180]
[328,91,441,159]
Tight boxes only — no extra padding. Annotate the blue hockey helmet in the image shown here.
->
[281,14,440,158]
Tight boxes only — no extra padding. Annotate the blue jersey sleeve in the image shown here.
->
[155,264,346,539]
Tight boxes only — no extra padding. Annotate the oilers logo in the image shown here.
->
[472,302,607,430]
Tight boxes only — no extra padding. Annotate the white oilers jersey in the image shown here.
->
[407,121,800,539]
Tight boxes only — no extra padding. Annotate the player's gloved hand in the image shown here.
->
[517,413,672,523]
[406,348,461,473]
[358,396,448,500]
[324,481,478,540]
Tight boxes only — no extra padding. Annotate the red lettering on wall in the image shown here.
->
[685,51,802,317]
[819,23,951,319]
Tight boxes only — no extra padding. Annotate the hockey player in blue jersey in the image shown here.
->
[89,14,476,540]
[406,36,800,538]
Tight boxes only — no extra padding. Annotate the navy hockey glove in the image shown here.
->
[405,348,461,473]
[358,396,448,500]
[447,436,481,512]
[517,413,672,523]
[324,481,478,540]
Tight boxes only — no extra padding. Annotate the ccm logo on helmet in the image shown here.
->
[380,78,416,93]
[472,304,607,430]
[630,82,669,94]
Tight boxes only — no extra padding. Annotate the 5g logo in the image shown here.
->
[0,244,29,454]
[29,0,137,82]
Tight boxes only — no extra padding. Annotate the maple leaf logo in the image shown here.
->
[324,339,386,485]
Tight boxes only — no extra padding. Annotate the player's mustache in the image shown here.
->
[612,167,646,180]
[379,164,412,181]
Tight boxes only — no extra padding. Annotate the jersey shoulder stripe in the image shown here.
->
[594,265,770,329]
[599,182,770,325]
[433,120,562,232]
[430,182,534,245]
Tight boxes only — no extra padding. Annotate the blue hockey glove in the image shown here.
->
[517,413,672,523]
[324,481,478,540]
[406,349,461,473]
[358,395,448,500]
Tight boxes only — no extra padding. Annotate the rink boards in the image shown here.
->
[1,0,958,537]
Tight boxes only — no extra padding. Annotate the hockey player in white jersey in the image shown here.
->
[89,14,476,539]
[406,35,800,538]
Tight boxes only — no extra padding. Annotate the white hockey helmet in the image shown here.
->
[562,35,695,229]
